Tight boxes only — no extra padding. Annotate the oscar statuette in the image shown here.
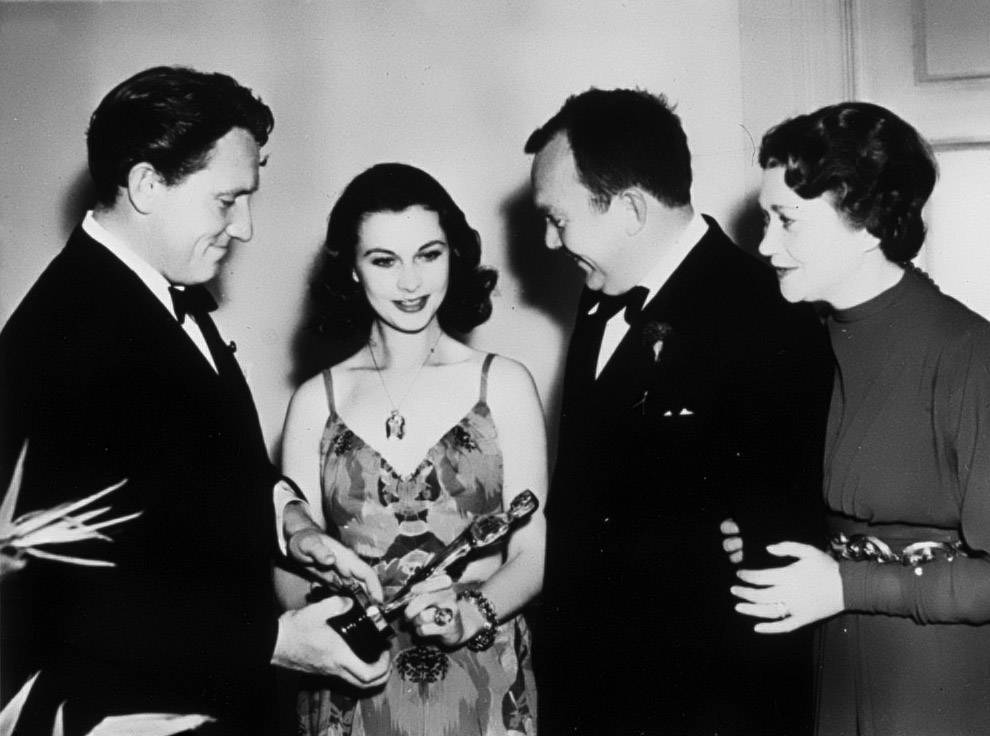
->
[310,489,540,662]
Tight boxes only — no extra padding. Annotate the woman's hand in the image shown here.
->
[402,575,483,648]
[730,542,844,633]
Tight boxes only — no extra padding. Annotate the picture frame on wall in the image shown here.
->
[914,0,990,82]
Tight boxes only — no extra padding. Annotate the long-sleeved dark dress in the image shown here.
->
[816,268,990,735]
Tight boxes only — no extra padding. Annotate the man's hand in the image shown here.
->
[720,517,744,564]
[282,502,383,602]
[272,596,390,688]
[287,527,384,602]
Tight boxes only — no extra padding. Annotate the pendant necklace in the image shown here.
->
[367,331,443,441]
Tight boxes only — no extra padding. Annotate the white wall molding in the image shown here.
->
[840,0,860,99]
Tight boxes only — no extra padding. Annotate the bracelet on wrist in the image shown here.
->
[457,589,498,651]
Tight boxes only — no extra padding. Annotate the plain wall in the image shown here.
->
[0,0,749,456]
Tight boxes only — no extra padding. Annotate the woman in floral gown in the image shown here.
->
[731,102,990,735]
[278,163,546,736]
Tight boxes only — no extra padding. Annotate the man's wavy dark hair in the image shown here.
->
[759,101,937,263]
[313,163,497,337]
[87,65,274,207]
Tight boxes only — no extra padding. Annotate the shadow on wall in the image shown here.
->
[286,240,365,390]
[498,182,583,467]
[727,191,767,260]
[499,182,583,325]
[60,168,96,240]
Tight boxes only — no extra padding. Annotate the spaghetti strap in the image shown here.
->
[479,353,496,403]
[321,369,337,416]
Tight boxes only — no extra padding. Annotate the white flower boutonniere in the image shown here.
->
[634,321,673,415]
[642,321,673,364]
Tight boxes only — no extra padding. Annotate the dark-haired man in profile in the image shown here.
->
[526,89,833,734]
[0,66,388,736]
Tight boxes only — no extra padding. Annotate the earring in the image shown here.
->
[351,271,359,283]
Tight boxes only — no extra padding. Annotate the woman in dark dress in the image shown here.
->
[277,163,546,736]
[731,102,990,735]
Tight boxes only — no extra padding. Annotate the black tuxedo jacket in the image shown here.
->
[539,217,833,735]
[0,228,280,734]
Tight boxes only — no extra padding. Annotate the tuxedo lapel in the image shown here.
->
[562,291,606,393]
[63,229,209,372]
[592,314,658,414]
[593,223,723,416]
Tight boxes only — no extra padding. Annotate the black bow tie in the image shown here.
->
[584,286,649,325]
[168,285,218,325]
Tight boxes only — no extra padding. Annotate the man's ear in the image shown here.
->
[617,188,648,236]
[126,162,163,214]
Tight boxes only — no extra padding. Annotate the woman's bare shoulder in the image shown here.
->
[483,353,540,404]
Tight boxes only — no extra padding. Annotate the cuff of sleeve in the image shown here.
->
[839,559,905,614]
[273,477,309,556]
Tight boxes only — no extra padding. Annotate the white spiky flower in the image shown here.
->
[0,673,215,736]
[0,441,138,571]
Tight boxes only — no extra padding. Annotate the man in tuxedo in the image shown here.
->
[527,89,833,734]
[0,66,388,736]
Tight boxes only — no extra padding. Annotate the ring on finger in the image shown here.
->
[433,606,454,627]
[771,601,790,619]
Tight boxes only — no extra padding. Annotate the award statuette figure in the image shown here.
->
[313,489,540,661]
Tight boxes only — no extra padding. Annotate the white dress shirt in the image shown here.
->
[594,212,709,376]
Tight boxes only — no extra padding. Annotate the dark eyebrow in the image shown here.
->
[219,185,258,197]
[361,240,447,257]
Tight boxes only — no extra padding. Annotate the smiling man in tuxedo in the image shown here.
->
[527,88,833,735]
[0,66,388,736]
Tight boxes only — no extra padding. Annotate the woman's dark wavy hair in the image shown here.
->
[759,101,937,263]
[87,66,274,207]
[314,163,497,337]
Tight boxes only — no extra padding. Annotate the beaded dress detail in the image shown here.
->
[297,353,537,736]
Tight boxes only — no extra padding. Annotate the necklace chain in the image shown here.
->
[367,330,443,440]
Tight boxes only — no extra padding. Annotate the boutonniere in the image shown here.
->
[641,321,673,364]
[633,321,673,415]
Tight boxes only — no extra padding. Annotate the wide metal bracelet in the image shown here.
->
[829,533,970,567]
[458,588,498,651]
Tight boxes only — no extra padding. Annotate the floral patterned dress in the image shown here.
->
[297,353,537,736]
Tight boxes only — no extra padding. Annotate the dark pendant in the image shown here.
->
[386,410,405,440]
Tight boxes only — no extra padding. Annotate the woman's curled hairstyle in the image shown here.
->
[759,101,937,263]
[314,163,497,336]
